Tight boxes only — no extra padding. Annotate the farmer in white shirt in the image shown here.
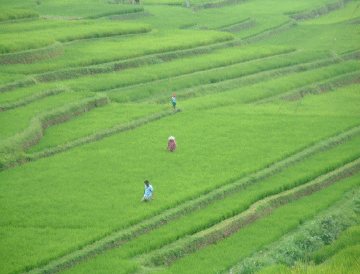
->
[141,180,154,202]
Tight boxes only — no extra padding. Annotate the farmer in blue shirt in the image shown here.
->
[141,180,154,202]
[172,94,176,110]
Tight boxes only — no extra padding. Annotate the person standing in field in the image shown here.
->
[172,94,176,110]
[167,136,177,151]
[141,180,154,202]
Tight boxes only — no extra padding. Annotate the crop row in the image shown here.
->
[0,83,61,109]
[22,124,360,274]
[159,172,360,274]
[228,190,360,273]
[0,93,108,170]
[35,0,144,19]
[25,75,359,161]
[124,144,360,263]
[180,60,360,111]
[44,139,360,274]
[4,60,356,170]
[0,30,233,76]
[2,53,352,171]
[60,45,294,92]
[108,50,332,103]
[0,8,38,21]
[289,0,352,21]
[0,19,152,54]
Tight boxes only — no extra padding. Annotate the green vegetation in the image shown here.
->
[0,0,359,274]
[161,173,360,274]
[0,19,152,54]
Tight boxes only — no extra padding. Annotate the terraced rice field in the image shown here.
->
[0,0,359,274]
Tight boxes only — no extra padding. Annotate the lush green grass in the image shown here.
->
[0,0,37,10]
[230,188,360,274]
[181,61,360,110]
[301,1,360,24]
[0,72,27,85]
[0,19,152,54]
[260,225,360,274]
[0,83,60,104]
[1,84,359,273]
[257,16,359,54]
[0,91,93,139]
[34,0,143,18]
[0,30,233,75]
[160,174,360,274]
[27,103,168,153]
[63,44,291,92]
[0,8,38,21]
[312,225,360,264]
[108,50,330,103]
[0,0,359,273]
[58,135,360,274]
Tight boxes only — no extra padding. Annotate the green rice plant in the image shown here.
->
[64,45,292,92]
[50,132,360,274]
[33,0,143,19]
[0,0,37,9]
[0,72,27,86]
[0,8,39,21]
[300,1,360,24]
[26,103,168,153]
[0,19,152,54]
[3,86,358,274]
[0,83,59,105]
[0,91,93,140]
[160,174,360,274]
[0,84,65,111]
[0,41,65,65]
[257,18,359,54]
[0,93,107,170]
[0,225,109,274]
[181,60,360,110]
[0,1,358,273]
[289,0,352,21]
[0,30,233,75]
[108,50,330,103]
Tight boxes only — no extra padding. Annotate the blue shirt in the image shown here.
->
[172,96,176,103]
[144,184,154,197]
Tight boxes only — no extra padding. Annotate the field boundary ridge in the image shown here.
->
[139,158,360,268]
[25,108,179,164]
[0,94,108,171]
[23,125,360,274]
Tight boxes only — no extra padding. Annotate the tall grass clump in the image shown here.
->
[232,201,360,274]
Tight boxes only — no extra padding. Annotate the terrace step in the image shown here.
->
[138,158,360,269]
[23,126,360,274]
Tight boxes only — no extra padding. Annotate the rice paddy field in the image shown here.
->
[0,0,359,273]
